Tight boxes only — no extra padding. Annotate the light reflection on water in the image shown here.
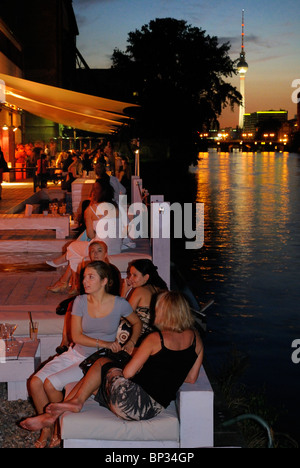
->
[187,151,300,441]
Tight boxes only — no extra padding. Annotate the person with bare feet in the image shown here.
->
[20,291,203,441]
[26,261,141,448]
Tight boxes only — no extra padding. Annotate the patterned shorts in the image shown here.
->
[95,367,164,421]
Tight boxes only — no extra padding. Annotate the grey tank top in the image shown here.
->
[72,294,132,357]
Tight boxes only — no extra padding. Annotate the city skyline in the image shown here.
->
[73,0,300,128]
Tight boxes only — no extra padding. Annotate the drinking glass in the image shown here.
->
[29,322,39,341]
[1,323,11,351]
[8,324,18,348]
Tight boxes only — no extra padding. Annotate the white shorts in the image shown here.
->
[34,347,85,391]
[66,240,89,273]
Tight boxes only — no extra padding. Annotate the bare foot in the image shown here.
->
[47,400,83,418]
[20,413,56,432]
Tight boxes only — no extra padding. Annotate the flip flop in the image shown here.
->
[34,438,49,449]
[49,436,61,448]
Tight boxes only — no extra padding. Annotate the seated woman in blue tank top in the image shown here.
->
[20,291,203,432]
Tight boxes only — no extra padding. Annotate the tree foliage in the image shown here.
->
[111,18,241,163]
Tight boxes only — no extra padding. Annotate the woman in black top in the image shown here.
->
[122,259,168,347]
[20,291,203,431]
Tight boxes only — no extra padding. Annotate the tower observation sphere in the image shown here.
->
[237,10,248,128]
[237,53,248,75]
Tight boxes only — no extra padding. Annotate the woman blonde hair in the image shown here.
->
[154,291,195,332]
[88,240,108,256]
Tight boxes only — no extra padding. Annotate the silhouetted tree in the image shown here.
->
[111,18,241,166]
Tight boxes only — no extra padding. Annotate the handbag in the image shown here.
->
[79,348,131,375]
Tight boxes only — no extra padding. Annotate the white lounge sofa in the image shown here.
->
[60,366,214,448]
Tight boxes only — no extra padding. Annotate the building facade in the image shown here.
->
[0,17,23,173]
[1,0,79,143]
[243,110,288,134]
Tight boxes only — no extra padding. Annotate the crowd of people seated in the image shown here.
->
[16,138,204,449]
[20,253,204,448]
[18,165,203,447]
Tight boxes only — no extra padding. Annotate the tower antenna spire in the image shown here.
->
[237,9,248,129]
[241,9,245,52]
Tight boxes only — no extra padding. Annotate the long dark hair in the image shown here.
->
[129,259,168,290]
[93,178,115,205]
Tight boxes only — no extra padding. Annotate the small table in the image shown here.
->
[0,338,40,401]
[0,214,70,239]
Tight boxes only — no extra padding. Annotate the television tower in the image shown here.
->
[237,9,248,128]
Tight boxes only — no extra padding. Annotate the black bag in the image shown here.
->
[79,348,131,375]
[56,297,74,315]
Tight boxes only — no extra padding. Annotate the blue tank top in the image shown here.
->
[132,329,198,407]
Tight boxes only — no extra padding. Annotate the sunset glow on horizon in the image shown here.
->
[73,0,300,128]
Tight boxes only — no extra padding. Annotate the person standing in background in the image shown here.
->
[0,146,9,200]
[36,151,48,189]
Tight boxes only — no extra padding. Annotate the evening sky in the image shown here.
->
[73,0,300,127]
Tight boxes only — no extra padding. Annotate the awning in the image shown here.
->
[0,72,138,134]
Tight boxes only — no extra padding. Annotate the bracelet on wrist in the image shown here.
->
[129,339,136,346]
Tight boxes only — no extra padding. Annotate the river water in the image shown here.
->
[165,151,300,444]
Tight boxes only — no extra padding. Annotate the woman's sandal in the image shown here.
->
[34,429,52,449]
[48,282,68,293]
[34,438,49,449]
[49,436,61,448]
[68,286,79,296]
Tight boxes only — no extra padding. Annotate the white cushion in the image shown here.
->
[108,237,152,274]
[61,396,179,442]
[108,252,152,274]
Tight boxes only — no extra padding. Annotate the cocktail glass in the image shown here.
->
[0,323,11,351]
[8,324,18,348]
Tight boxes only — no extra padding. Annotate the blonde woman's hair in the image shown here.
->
[88,240,108,254]
[154,291,195,332]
